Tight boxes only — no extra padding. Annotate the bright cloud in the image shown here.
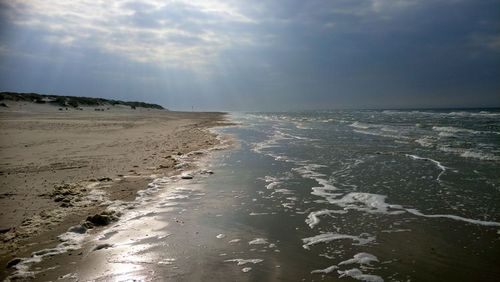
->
[2,0,258,67]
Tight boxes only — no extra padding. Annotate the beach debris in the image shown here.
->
[190,150,204,156]
[50,183,86,207]
[200,169,214,175]
[98,177,112,182]
[68,225,87,234]
[0,227,11,234]
[216,233,226,239]
[6,258,21,268]
[174,163,188,169]
[93,243,113,251]
[181,173,193,179]
[85,210,119,227]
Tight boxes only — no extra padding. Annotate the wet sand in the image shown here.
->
[0,102,228,278]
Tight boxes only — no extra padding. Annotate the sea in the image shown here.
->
[8,109,500,282]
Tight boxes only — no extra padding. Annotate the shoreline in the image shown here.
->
[0,102,231,279]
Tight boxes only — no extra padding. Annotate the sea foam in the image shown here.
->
[302,233,375,249]
[338,268,384,282]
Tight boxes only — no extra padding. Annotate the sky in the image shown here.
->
[0,0,499,111]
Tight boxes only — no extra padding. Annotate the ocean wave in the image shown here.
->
[447,111,500,117]
[350,121,372,130]
[405,209,500,227]
[415,137,436,147]
[252,128,317,157]
[313,190,500,227]
[353,129,410,140]
[382,110,500,118]
[405,154,447,182]
[432,126,500,135]
[439,146,500,161]
[349,121,399,132]
[350,122,410,140]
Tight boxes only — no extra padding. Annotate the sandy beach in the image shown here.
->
[0,101,227,278]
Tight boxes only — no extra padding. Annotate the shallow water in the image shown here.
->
[14,109,500,281]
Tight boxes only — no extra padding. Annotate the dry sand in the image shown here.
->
[0,101,228,276]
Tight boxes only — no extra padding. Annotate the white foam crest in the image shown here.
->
[383,110,500,118]
[382,110,415,115]
[338,268,384,282]
[293,164,339,198]
[353,129,410,140]
[265,177,281,190]
[252,129,292,154]
[432,126,481,134]
[405,209,500,227]
[273,188,294,194]
[293,121,313,130]
[249,238,268,245]
[448,111,500,118]
[338,253,379,265]
[302,233,375,249]
[279,130,317,141]
[432,126,499,135]
[327,193,405,215]
[311,265,338,274]
[349,121,412,140]
[8,225,88,280]
[415,137,435,148]
[405,154,447,181]
[249,212,269,216]
[350,121,372,130]
[439,146,500,161]
[306,209,347,228]
[327,192,500,227]
[224,258,263,266]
